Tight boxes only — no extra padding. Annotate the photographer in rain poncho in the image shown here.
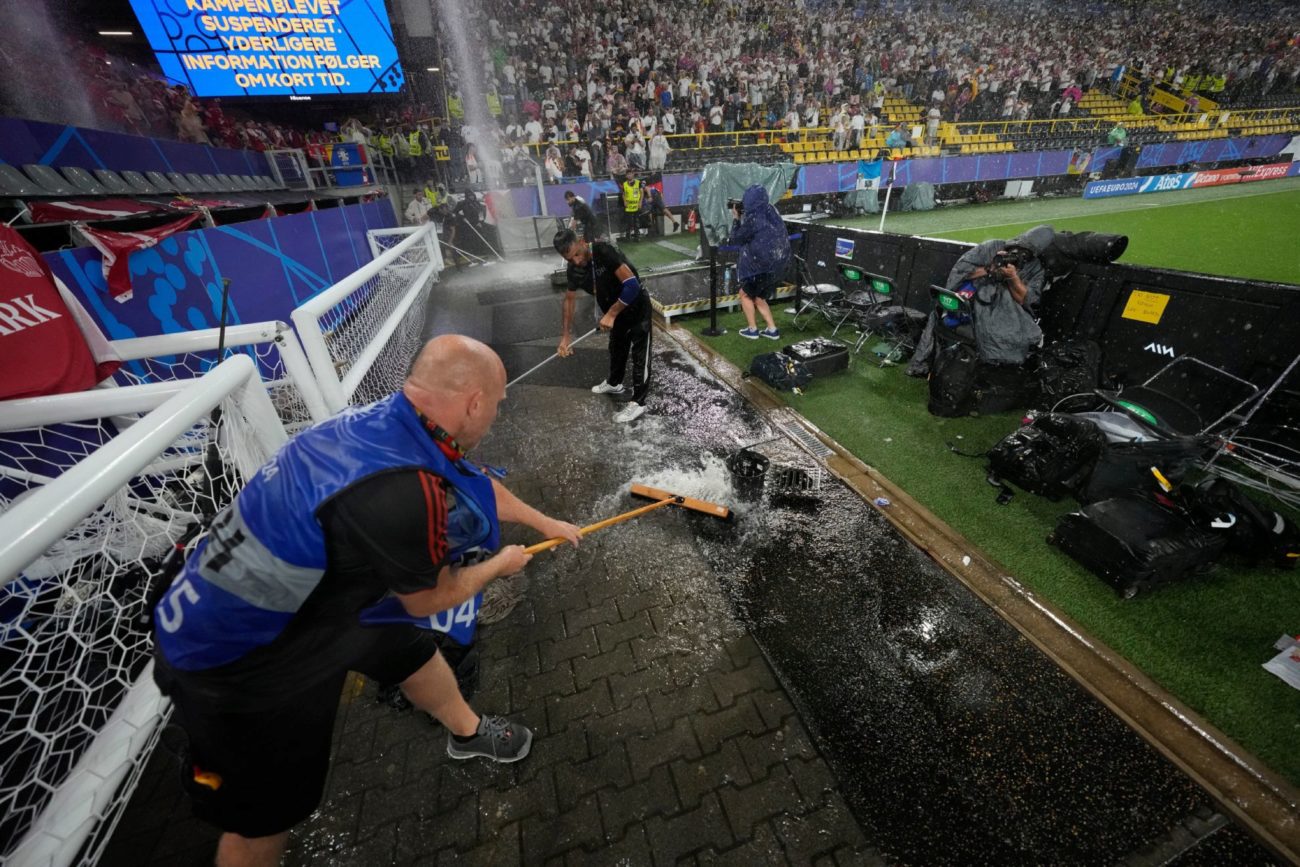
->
[724,185,791,340]
[907,225,1052,376]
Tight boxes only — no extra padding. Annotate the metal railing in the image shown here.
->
[292,224,440,413]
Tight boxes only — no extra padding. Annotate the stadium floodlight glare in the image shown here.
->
[427,67,440,72]
[98,30,134,36]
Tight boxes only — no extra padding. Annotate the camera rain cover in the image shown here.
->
[697,162,798,246]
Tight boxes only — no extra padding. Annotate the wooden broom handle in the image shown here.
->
[524,497,680,554]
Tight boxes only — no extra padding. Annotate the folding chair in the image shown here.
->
[791,282,844,329]
[1093,356,1260,439]
[830,265,918,362]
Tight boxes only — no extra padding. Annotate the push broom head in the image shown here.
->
[630,484,732,521]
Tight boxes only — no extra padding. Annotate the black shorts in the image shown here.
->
[740,271,778,302]
[154,622,442,838]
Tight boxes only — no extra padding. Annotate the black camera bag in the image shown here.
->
[987,413,1108,500]
[928,341,980,416]
[748,352,812,392]
[1037,340,1102,409]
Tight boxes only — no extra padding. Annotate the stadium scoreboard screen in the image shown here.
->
[128,0,405,98]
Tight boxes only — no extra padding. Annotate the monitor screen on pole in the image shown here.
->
[128,0,405,99]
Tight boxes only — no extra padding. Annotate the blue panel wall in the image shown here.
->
[0,116,271,176]
[44,200,397,341]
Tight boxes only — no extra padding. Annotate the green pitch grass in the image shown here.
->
[624,176,1300,285]
[681,308,1300,789]
[832,175,1300,285]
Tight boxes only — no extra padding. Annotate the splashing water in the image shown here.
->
[434,0,514,214]
[0,4,97,128]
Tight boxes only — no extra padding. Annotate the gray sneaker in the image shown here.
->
[446,715,533,763]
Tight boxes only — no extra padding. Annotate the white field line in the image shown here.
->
[832,178,1300,235]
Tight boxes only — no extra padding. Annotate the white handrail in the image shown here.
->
[111,322,283,361]
[0,381,191,432]
[0,355,285,588]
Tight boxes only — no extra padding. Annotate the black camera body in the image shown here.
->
[728,197,744,214]
[991,246,1033,271]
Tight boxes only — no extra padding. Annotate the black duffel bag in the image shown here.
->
[987,413,1108,500]
[928,341,980,417]
[1050,496,1228,597]
[1037,339,1102,410]
[748,351,812,392]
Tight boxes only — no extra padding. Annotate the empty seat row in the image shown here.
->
[0,164,284,199]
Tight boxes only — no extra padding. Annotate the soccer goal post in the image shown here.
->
[110,319,331,428]
[293,223,441,413]
[0,355,287,867]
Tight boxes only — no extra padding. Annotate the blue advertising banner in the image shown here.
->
[1083,161,1297,199]
[128,0,404,98]
[327,142,367,186]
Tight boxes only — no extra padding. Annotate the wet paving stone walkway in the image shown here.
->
[101,259,1281,865]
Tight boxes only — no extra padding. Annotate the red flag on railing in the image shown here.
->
[0,225,120,399]
[29,198,165,223]
[78,213,203,302]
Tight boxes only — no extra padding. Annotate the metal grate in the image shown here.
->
[778,420,834,460]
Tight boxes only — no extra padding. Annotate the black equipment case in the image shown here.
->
[782,337,850,378]
[1049,497,1227,596]
[928,342,1040,417]
[748,352,812,391]
[987,413,1108,500]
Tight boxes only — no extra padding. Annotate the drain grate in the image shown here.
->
[778,420,834,460]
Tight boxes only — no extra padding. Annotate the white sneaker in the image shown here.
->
[613,402,645,423]
[591,381,626,395]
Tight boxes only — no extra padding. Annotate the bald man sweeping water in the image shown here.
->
[151,335,581,867]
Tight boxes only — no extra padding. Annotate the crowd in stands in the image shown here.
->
[415,0,1299,184]
[2,0,1297,193]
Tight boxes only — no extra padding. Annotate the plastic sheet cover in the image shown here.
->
[899,181,936,211]
[697,162,798,246]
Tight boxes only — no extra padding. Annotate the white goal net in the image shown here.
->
[0,357,287,866]
[294,224,441,412]
[109,320,330,431]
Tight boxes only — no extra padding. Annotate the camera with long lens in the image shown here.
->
[991,245,1033,272]
[728,197,743,214]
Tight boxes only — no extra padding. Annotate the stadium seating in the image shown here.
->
[61,167,109,196]
[92,169,134,195]
[22,164,79,196]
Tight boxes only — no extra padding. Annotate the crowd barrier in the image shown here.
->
[791,221,1300,389]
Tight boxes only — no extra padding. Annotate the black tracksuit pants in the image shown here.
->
[607,308,652,404]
